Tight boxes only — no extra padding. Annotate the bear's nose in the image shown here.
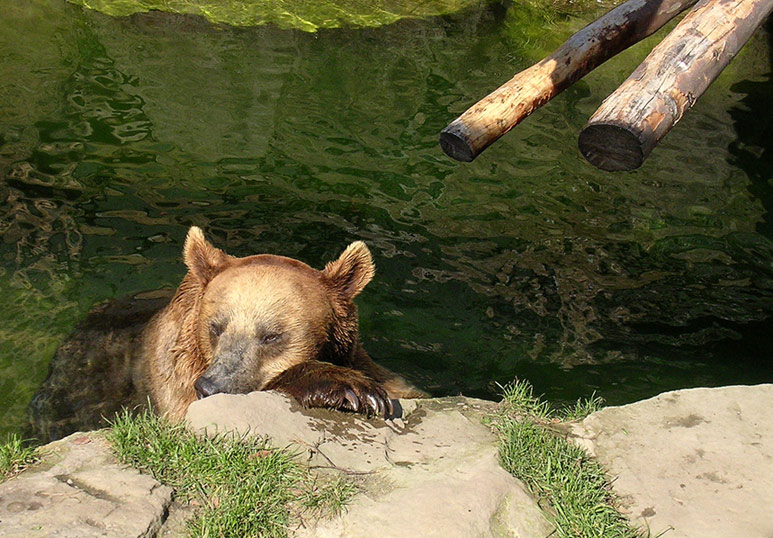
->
[194,376,220,399]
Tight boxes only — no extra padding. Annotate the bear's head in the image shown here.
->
[180,226,374,399]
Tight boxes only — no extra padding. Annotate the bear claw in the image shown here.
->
[343,388,360,412]
[267,361,397,419]
[333,382,392,418]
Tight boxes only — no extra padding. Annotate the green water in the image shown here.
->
[66,0,491,31]
[1,1,772,441]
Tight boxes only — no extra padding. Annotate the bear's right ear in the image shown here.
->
[183,227,229,283]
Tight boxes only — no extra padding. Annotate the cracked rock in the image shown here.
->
[0,432,172,538]
[568,384,773,538]
[186,392,554,538]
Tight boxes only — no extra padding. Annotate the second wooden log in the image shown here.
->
[439,0,699,162]
[579,0,773,171]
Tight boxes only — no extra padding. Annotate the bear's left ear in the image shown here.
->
[323,241,375,299]
[183,226,230,284]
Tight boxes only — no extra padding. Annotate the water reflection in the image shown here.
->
[1,0,771,440]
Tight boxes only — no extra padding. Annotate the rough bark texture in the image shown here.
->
[439,0,699,162]
[579,0,773,171]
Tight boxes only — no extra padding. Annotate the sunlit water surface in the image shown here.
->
[1,1,772,440]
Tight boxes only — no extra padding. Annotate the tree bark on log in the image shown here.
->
[439,0,699,162]
[579,0,773,171]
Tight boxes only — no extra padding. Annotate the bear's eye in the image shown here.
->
[210,322,225,338]
[261,333,281,345]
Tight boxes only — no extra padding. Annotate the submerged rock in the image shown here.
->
[27,291,173,444]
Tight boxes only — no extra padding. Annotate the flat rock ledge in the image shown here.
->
[567,383,773,538]
[2,384,771,537]
[185,394,553,538]
[0,432,172,537]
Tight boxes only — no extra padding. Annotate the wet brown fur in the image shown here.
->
[134,227,424,421]
[29,227,424,441]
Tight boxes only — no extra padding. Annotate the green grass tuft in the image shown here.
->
[496,380,553,420]
[492,379,644,538]
[558,392,605,422]
[298,474,358,516]
[106,408,354,538]
[0,434,39,481]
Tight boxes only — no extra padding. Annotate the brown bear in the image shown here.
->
[28,227,423,442]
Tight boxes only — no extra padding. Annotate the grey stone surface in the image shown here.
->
[569,384,773,538]
[0,432,173,538]
[186,392,554,538]
[7,385,770,537]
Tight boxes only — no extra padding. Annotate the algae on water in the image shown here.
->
[67,0,491,31]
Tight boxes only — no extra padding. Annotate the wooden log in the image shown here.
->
[579,0,773,171]
[439,0,699,162]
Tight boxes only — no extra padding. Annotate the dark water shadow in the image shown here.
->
[729,17,773,239]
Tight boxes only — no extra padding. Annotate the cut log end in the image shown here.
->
[578,123,645,171]
[439,124,476,162]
